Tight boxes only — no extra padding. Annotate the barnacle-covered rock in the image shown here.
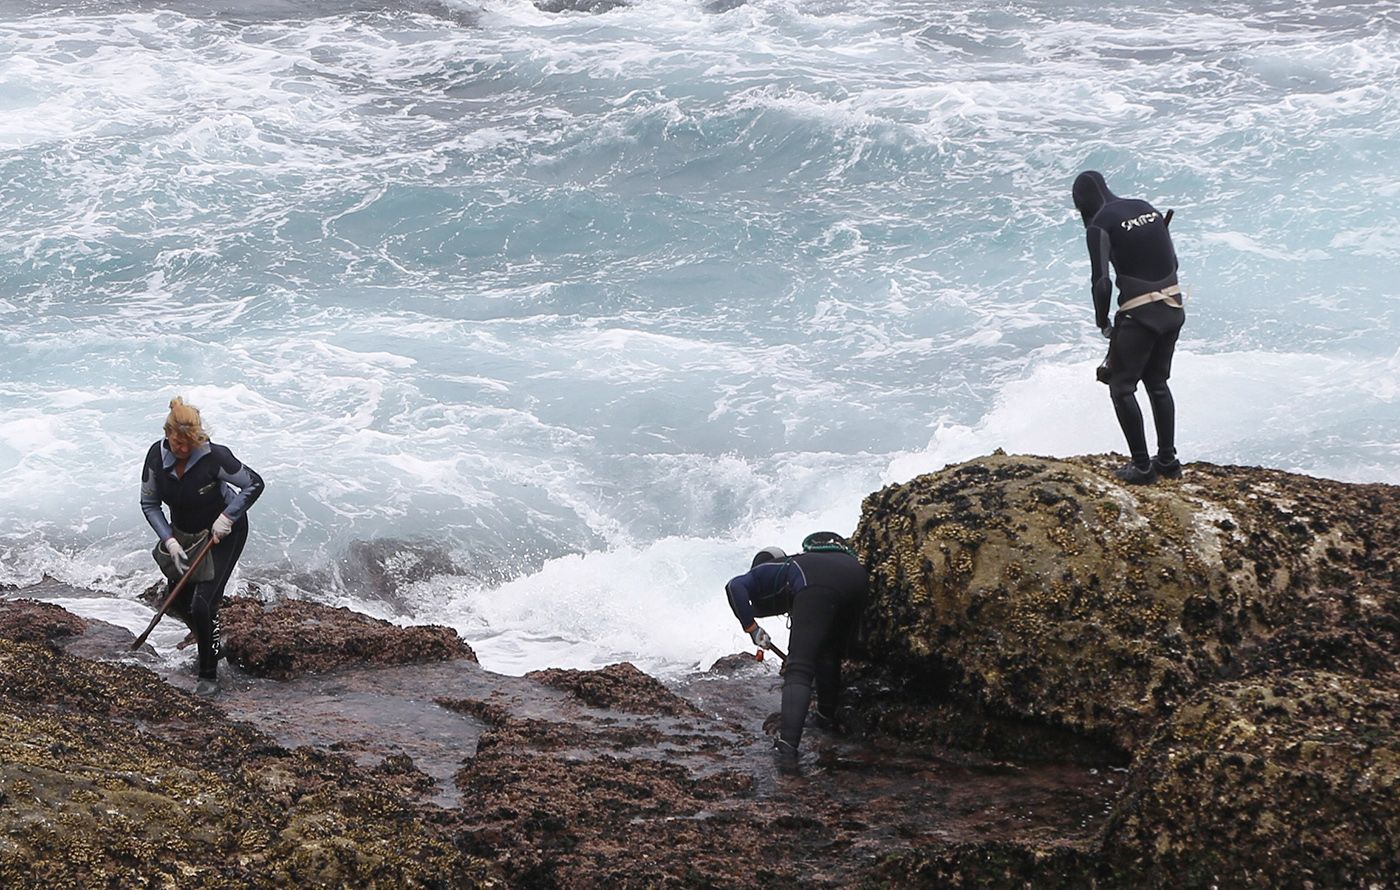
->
[1103,670,1400,886]
[852,453,1400,751]
[852,453,1400,885]
[0,598,87,647]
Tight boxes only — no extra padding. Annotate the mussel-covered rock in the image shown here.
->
[1104,670,1400,886]
[853,453,1400,751]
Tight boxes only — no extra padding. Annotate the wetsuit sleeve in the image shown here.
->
[1168,213,1179,273]
[215,447,265,521]
[1086,225,1114,329]
[725,572,758,630]
[139,443,175,542]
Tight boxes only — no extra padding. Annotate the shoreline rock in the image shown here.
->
[853,454,1400,748]
[0,633,504,888]
[3,452,1396,885]
[1103,670,1400,885]
[525,661,702,716]
[0,586,1118,886]
[221,594,477,680]
[851,453,1400,883]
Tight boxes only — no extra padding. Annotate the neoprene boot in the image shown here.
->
[1154,454,1183,479]
[772,738,799,773]
[1114,461,1157,485]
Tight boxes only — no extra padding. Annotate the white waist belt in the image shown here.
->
[1117,284,1183,314]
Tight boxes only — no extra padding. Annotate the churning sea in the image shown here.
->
[1,0,1397,676]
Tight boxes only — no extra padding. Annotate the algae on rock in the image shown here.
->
[853,453,1400,751]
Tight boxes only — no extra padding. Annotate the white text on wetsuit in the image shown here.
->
[1121,212,1160,231]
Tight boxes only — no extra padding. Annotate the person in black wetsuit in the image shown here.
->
[1073,170,1186,484]
[140,397,265,695]
[724,535,868,765]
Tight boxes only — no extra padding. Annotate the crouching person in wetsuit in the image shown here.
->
[1073,170,1186,484]
[725,533,868,765]
[140,397,264,695]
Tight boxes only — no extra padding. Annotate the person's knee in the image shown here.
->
[1109,378,1139,400]
[189,592,215,621]
[784,662,815,685]
[1143,376,1171,396]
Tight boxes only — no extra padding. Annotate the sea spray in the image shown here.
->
[1,0,1396,674]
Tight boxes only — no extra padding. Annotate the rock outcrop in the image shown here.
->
[525,661,702,716]
[854,453,1399,748]
[220,595,476,679]
[1102,670,1400,886]
[2,452,1394,886]
[533,0,630,13]
[0,598,86,647]
[852,453,1400,884]
[0,635,503,887]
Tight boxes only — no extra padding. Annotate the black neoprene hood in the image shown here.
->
[1073,170,1119,227]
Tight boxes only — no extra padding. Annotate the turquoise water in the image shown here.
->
[1,0,1397,674]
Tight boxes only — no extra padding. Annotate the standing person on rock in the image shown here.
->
[1073,170,1186,485]
[140,397,265,695]
[724,533,868,766]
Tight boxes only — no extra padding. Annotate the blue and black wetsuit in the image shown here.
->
[140,440,264,679]
[1074,170,1186,469]
[726,551,868,751]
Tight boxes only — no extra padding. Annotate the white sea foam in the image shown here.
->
[1203,231,1329,263]
[401,492,867,677]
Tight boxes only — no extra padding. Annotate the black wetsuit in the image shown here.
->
[140,440,264,679]
[726,551,868,750]
[1073,170,1186,468]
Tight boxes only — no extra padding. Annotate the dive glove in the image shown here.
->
[211,513,234,542]
[164,538,189,575]
[1100,324,1113,339]
[748,624,772,649]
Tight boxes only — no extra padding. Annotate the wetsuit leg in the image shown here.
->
[813,648,841,722]
[190,517,248,679]
[1141,322,1181,461]
[1108,317,1157,466]
[166,583,196,637]
[781,586,837,750]
[813,584,866,721]
[780,569,868,748]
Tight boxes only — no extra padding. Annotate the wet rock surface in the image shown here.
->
[525,661,702,716]
[0,598,86,647]
[219,594,476,679]
[0,635,503,888]
[338,537,461,611]
[533,0,630,14]
[2,454,1394,886]
[1103,670,1400,886]
[0,591,1117,888]
[444,657,1115,888]
[852,453,1400,884]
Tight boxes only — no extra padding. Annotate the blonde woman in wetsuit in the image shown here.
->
[139,397,264,695]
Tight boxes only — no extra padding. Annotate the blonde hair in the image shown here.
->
[164,397,210,445]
